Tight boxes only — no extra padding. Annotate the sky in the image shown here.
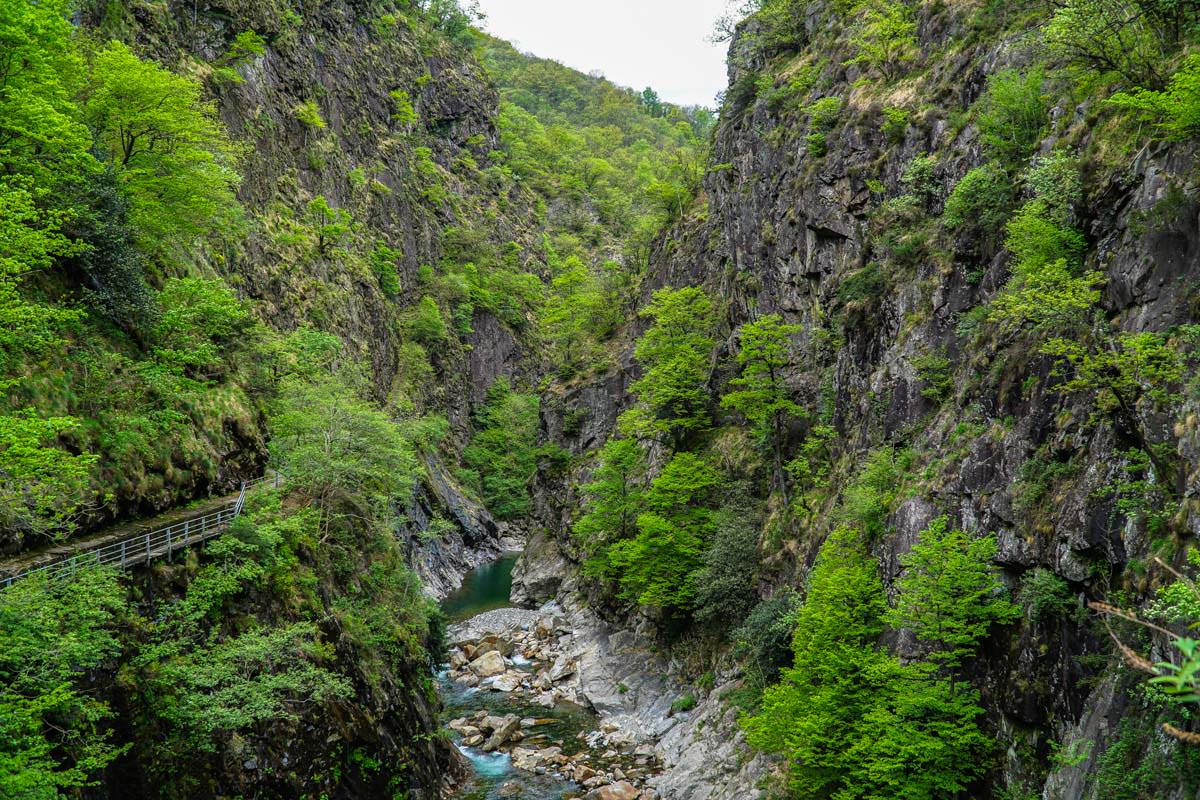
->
[472,0,732,108]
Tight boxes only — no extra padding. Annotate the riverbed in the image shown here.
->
[438,554,588,800]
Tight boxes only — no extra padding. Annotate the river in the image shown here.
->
[438,554,591,800]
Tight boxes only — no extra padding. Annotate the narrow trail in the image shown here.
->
[1,474,281,588]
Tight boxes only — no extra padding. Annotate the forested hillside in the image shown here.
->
[5,0,1200,799]
[0,1,702,796]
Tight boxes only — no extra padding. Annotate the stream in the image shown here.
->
[438,554,590,800]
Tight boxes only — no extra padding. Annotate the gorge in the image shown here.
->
[3,1,1200,800]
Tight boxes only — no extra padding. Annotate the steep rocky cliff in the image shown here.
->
[520,3,1200,798]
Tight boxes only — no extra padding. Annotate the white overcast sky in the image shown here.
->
[473,0,732,108]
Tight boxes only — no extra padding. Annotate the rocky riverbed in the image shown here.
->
[441,606,659,800]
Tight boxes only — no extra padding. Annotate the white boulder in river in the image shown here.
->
[468,650,506,677]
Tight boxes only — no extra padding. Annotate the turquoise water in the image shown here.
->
[438,554,587,800]
[441,553,520,621]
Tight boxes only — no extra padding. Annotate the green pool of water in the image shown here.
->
[441,553,521,622]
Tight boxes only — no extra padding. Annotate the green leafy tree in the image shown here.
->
[742,526,890,799]
[976,68,1048,165]
[721,314,803,503]
[1043,0,1188,88]
[844,0,918,81]
[606,452,719,611]
[623,287,717,446]
[846,661,995,799]
[0,0,93,186]
[460,379,541,519]
[153,277,254,377]
[887,516,1019,667]
[306,195,353,255]
[0,569,126,799]
[0,180,86,385]
[0,411,98,545]
[575,438,648,578]
[84,40,243,263]
[1110,54,1200,138]
[269,373,419,537]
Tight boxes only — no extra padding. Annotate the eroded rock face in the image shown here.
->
[523,7,1200,799]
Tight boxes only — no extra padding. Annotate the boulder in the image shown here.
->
[482,715,521,752]
[491,672,523,692]
[469,650,506,678]
[548,656,577,683]
[585,781,640,800]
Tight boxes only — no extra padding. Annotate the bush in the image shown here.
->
[733,591,800,696]
[901,154,939,205]
[882,106,909,143]
[943,161,1016,244]
[407,296,448,345]
[1109,54,1200,139]
[805,96,843,156]
[1018,568,1076,621]
[670,693,698,714]
[460,379,540,520]
[977,68,1048,164]
[912,351,953,401]
[694,504,763,634]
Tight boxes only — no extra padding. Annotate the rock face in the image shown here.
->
[403,455,505,600]
[522,5,1200,800]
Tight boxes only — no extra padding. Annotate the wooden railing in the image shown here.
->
[1,472,283,590]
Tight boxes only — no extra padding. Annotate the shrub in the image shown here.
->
[1018,568,1076,621]
[460,379,540,520]
[977,68,1048,164]
[1025,152,1082,221]
[882,106,910,143]
[670,693,698,714]
[294,98,326,129]
[694,504,763,634]
[407,295,447,345]
[805,96,843,156]
[901,154,939,205]
[912,351,953,401]
[733,591,801,697]
[371,245,402,296]
[1109,54,1200,140]
[943,161,1016,244]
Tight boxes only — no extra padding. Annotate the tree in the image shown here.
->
[460,379,541,519]
[269,373,419,537]
[606,452,719,611]
[305,195,353,255]
[84,40,243,264]
[1043,0,1193,89]
[887,516,1019,667]
[1110,54,1200,139]
[0,569,125,799]
[742,526,891,799]
[0,0,94,186]
[0,180,86,385]
[624,287,717,446]
[153,277,254,377]
[721,314,804,503]
[844,0,918,81]
[846,661,994,799]
[0,411,98,547]
[976,68,1049,165]
[575,438,648,578]
[694,503,765,634]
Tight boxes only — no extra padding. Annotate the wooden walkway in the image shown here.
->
[0,473,283,590]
